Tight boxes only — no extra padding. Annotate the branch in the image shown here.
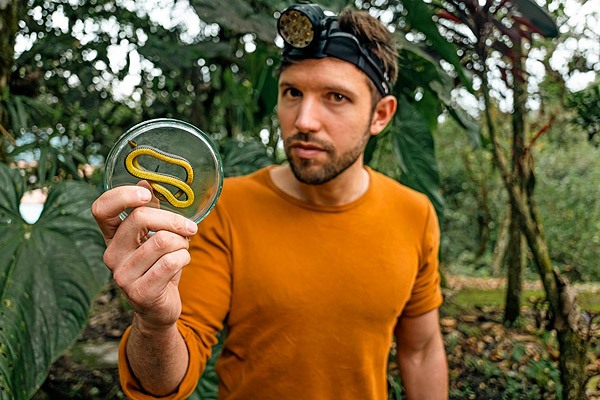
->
[481,74,566,329]
[0,123,17,146]
[522,115,555,164]
[529,116,555,148]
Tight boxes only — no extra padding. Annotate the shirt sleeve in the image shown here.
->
[401,200,443,317]
[118,200,233,399]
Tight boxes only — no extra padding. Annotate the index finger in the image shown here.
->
[91,185,152,242]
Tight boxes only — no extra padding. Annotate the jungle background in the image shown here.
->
[0,0,599,399]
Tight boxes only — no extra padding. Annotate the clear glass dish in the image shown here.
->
[104,118,223,223]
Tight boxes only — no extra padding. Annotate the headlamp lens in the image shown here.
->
[279,9,314,48]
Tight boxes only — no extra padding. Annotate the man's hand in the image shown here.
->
[92,185,197,395]
[395,309,448,399]
[92,185,198,329]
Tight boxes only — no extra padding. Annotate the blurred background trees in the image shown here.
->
[0,0,599,399]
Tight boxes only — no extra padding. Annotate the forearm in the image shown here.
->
[397,332,448,400]
[126,314,189,396]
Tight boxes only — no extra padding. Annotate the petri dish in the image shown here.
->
[104,118,223,223]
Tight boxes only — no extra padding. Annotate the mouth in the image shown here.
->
[289,141,326,159]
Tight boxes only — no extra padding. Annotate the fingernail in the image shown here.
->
[186,220,197,234]
[138,189,151,202]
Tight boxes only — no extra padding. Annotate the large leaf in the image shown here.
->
[0,163,109,400]
[221,139,275,178]
[191,0,278,42]
[401,0,471,91]
[391,97,445,218]
[191,0,355,42]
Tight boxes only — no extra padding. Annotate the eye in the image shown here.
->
[328,92,347,103]
[283,87,302,98]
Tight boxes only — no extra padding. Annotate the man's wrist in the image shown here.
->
[131,313,180,338]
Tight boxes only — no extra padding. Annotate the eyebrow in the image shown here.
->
[279,80,359,98]
[323,84,358,99]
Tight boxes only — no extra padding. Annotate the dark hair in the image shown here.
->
[337,8,398,105]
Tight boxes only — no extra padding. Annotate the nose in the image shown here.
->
[294,95,321,134]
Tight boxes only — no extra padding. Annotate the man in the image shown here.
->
[92,4,448,399]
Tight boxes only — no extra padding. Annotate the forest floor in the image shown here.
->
[32,277,600,400]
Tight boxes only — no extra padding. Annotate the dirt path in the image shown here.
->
[446,275,600,293]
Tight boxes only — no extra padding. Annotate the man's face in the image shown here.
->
[277,57,376,185]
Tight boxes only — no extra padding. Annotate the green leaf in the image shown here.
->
[364,134,380,166]
[0,163,24,221]
[191,0,277,42]
[14,97,28,132]
[6,101,19,135]
[221,139,274,177]
[414,91,441,132]
[0,163,109,400]
[402,0,472,91]
[6,141,38,158]
[447,106,481,148]
[58,153,82,180]
[38,144,48,188]
[391,97,445,218]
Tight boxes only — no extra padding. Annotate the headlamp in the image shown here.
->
[277,4,325,49]
[277,3,391,97]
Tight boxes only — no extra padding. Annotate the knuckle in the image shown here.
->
[91,199,102,219]
[182,250,191,266]
[159,253,178,272]
[157,250,188,275]
[112,271,124,287]
[129,206,147,223]
[171,214,187,233]
[112,270,129,290]
[102,249,115,268]
[151,231,172,252]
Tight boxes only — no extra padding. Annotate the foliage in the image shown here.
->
[2,0,284,182]
[1,0,478,216]
[436,113,600,282]
[390,97,444,216]
[0,163,109,400]
[220,139,275,178]
[534,133,600,281]
[441,302,567,400]
[3,0,597,398]
[435,117,506,273]
[566,83,600,145]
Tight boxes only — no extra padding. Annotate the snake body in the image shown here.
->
[124,141,195,208]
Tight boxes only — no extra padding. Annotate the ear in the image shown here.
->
[369,95,397,135]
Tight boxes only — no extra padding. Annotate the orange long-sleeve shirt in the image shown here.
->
[119,166,442,399]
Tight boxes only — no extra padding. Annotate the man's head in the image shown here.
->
[276,4,398,185]
[278,4,398,108]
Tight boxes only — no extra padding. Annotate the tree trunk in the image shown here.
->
[504,206,525,323]
[0,0,18,162]
[0,0,17,94]
[504,37,527,324]
[492,203,510,276]
[558,324,588,399]
[462,153,491,260]
[481,73,588,400]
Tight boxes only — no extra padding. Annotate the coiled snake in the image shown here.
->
[124,141,195,208]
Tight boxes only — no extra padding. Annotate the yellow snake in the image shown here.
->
[124,141,195,208]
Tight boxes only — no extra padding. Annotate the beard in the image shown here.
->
[284,129,370,185]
